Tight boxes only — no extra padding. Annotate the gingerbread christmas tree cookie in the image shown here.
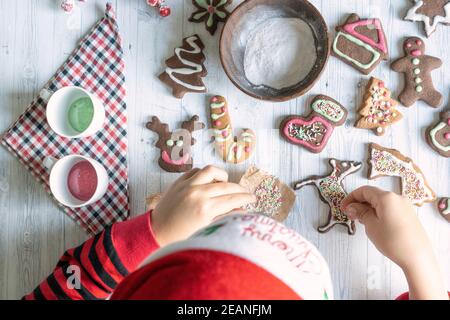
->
[294,159,363,235]
[332,13,388,75]
[280,95,348,153]
[405,0,450,37]
[426,111,450,157]
[355,77,403,136]
[391,37,443,108]
[189,0,232,35]
[159,35,207,98]
[367,143,436,206]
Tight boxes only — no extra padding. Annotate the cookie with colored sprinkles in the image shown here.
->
[367,143,436,206]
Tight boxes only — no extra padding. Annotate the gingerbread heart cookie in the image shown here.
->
[391,37,443,108]
[332,13,389,75]
[146,115,205,173]
[280,95,347,153]
[209,96,256,164]
[426,111,450,157]
[294,159,363,235]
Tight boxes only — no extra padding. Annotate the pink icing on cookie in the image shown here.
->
[447,119,450,126]
[343,18,388,54]
[439,201,446,209]
[445,133,450,140]
[282,116,334,152]
[411,50,422,56]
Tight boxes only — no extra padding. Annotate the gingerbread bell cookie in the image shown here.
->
[280,95,347,154]
[391,37,443,108]
[426,111,450,157]
[159,35,207,98]
[437,198,450,223]
[355,77,403,136]
[239,166,296,223]
[189,0,232,35]
[332,13,388,75]
[405,0,450,37]
[146,115,205,173]
[294,159,362,235]
[209,96,256,164]
[367,143,436,206]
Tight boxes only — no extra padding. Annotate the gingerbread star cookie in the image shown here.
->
[367,143,436,206]
[189,0,232,35]
[405,0,450,37]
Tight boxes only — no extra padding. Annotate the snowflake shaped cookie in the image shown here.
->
[405,0,450,37]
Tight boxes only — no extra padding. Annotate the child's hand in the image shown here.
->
[342,186,448,300]
[152,166,256,247]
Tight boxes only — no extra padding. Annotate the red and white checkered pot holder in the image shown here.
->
[1,3,129,235]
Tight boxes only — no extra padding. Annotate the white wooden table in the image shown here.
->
[0,0,449,300]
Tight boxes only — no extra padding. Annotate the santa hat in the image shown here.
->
[112,214,333,300]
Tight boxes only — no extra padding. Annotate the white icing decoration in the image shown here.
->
[227,143,238,162]
[412,58,420,65]
[430,122,450,152]
[211,112,226,120]
[165,36,206,91]
[416,85,423,93]
[415,77,422,84]
[413,68,421,75]
[405,0,450,37]
[443,199,450,215]
[210,102,225,109]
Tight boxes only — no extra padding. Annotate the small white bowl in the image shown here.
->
[46,86,105,139]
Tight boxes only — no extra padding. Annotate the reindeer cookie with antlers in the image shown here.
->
[146,115,205,173]
[294,159,362,235]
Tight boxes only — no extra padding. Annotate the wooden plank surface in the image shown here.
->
[0,0,449,299]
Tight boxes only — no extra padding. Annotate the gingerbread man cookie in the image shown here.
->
[294,159,362,235]
[189,0,232,35]
[367,143,436,206]
[332,13,389,75]
[426,111,450,157]
[355,77,403,136]
[146,115,205,173]
[405,0,450,37]
[209,96,256,164]
[159,35,207,99]
[391,37,443,108]
[280,95,347,153]
[437,198,450,223]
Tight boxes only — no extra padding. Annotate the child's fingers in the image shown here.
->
[201,182,250,198]
[189,165,228,185]
[344,203,377,224]
[209,193,256,217]
[342,186,386,209]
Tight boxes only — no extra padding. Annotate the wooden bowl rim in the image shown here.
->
[219,0,330,102]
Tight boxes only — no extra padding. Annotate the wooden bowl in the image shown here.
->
[220,0,330,102]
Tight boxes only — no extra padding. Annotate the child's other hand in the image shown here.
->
[342,186,448,300]
[341,186,427,269]
[152,166,256,247]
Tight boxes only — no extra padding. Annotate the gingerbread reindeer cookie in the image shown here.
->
[146,115,205,173]
[391,37,443,108]
[294,159,362,235]
[159,35,207,98]
[280,95,348,153]
[426,111,450,157]
[367,143,436,206]
[209,96,256,164]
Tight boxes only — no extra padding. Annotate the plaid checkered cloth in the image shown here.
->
[1,3,129,235]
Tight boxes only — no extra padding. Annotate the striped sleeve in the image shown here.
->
[23,211,160,300]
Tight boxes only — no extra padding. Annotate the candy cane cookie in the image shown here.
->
[209,96,256,164]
